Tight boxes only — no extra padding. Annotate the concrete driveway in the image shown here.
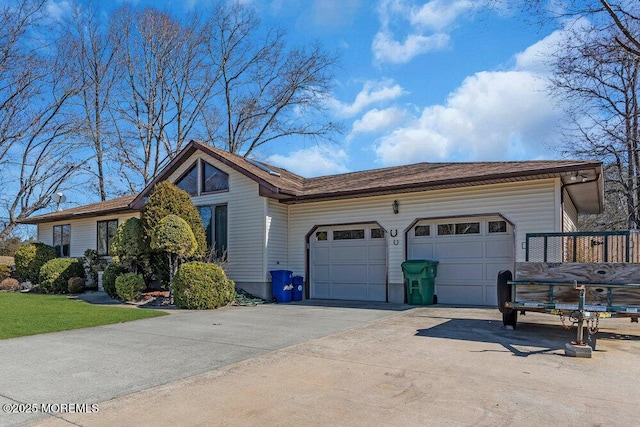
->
[3,303,640,426]
[0,299,409,427]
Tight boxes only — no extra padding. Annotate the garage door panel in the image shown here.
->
[330,245,368,261]
[331,265,368,283]
[313,265,330,281]
[407,242,434,259]
[438,263,484,281]
[368,284,387,301]
[311,282,330,299]
[485,240,513,258]
[313,246,330,262]
[435,241,483,259]
[369,244,386,260]
[369,264,387,282]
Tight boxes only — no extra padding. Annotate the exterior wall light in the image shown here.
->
[392,200,399,214]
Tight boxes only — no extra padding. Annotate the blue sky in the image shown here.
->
[48,0,567,178]
[237,0,566,177]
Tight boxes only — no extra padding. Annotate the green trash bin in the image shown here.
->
[401,260,438,305]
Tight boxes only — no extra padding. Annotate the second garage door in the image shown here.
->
[310,225,387,301]
[407,216,514,306]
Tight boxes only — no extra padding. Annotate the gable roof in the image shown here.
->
[20,140,604,224]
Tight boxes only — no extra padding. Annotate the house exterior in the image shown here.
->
[20,140,604,305]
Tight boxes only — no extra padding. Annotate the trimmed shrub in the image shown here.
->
[141,182,207,259]
[14,242,57,283]
[115,273,146,301]
[0,278,19,291]
[110,218,145,271]
[68,277,86,294]
[151,215,197,282]
[38,258,85,294]
[172,261,236,309]
[0,264,11,282]
[102,262,128,298]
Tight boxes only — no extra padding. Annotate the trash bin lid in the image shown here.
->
[401,260,428,274]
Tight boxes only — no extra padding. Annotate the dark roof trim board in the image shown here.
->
[19,140,604,224]
[129,141,304,209]
[18,195,138,224]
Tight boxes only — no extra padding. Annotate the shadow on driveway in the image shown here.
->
[414,315,640,357]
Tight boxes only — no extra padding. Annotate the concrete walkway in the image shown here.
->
[0,298,409,427]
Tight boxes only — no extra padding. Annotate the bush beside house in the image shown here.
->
[39,258,85,294]
[102,262,129,298]
[115,273,146,301]
[14,242,57,283]
[172,261,236,309]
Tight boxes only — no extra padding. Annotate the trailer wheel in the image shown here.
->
[502,310,518,329]
[497,270,513,314]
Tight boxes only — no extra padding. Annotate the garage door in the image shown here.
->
[407,216,514,306]
[310,225,387,301]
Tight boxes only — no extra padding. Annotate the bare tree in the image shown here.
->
[109,7,213,190]
[62,3,120,201]
[550,20,640,229]
[204,2,341,156]
[0,0,87,239]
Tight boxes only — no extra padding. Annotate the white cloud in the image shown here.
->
[373,26,572,165]
[372,0,481,64]
[266,146,349,177]
[330,79,406,117]
[410,0,477,31]
[372,31,449,64]
[46,0,73,22]
[351,107,407,135]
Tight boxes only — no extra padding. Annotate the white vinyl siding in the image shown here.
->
[288,179,561,286]
[266,199,289,274]
[165,151,266,283]
[37,213,139,258]
[562,188,579,232]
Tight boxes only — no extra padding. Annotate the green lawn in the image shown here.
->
[0,293,167,339]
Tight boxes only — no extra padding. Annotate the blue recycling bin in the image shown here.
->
[292,276,304,301]
[270,270,293,302]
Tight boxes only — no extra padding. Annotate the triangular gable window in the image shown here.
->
[202,161,229,193]
[175,162,198,196]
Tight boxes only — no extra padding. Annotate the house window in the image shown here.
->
[202,161,229,193]
[175,162,198,196]
[371,228,385,239]
[414,225,430,236]
[333,229,365,240]
[488,220,507,233]
[175,160,229,196]
[53,224,70,257]
[198,205,228,258]
[315,231,328,241]
[97,219,118,256]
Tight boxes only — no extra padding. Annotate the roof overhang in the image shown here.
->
[280,162,605,215]
[560,166,604,214]
[17,207,139,225]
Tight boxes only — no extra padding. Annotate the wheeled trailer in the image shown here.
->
[497,231,640,358]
